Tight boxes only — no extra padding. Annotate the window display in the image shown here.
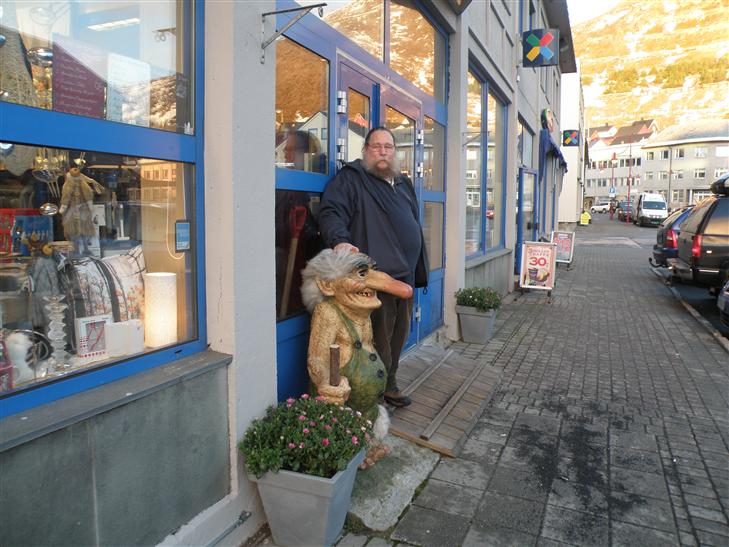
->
[0,144,197,393]
[0,1,194,134]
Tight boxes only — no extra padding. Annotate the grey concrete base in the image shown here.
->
[348,435,440,531]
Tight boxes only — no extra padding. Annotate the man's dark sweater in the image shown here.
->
[318,159,426,287]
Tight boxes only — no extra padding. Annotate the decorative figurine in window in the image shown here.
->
[301,249,413,467]
[59,162,103,256]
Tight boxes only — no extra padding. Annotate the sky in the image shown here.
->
[566,0,620,25]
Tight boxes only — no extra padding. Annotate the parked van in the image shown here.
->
[633,193,668,227]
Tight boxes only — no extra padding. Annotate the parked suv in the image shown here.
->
[590,198,611,214]
[669,174,729,293]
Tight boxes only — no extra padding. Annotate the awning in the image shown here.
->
[539,128,568,185]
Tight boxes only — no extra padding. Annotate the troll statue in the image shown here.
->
[301,249,413,466]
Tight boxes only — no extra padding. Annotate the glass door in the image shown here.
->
[516,167,537,273]
[338,62,378,167]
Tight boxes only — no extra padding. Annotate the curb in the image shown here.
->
[650,267,729,355]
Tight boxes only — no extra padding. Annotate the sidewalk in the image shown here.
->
[262,216,729,546]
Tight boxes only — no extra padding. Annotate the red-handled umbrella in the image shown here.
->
[279,205,308,318]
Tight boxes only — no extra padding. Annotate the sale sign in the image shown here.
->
[520,242,557,291]
[550,231,575,264]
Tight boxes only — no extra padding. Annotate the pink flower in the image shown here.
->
[286,398,295,407]
[298,415,306,421]
[322,438,330,447]
[288,443,296,449]
[309,421,316,427]
[315,396,326,402]
[301,393,310,399]
[303,428,310,434]
[331,418,338,424]
[365,432,371,442]
[351,436,359,445]
[299,442,305,449]
[324,424,332,431]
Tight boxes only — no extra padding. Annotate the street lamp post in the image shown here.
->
[610,152,617,218]
[626,142,632,224]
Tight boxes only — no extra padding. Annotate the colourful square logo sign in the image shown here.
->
[562,130,580,146]
[522,29,559,67]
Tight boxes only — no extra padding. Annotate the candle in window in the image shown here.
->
[144,272,177,348]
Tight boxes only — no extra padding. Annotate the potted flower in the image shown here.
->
[239,394,372,547]
[454,287,502,344]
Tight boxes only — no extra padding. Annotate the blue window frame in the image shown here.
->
[466,66,507,258]
[274,0,447,401]
[0,1,206,418]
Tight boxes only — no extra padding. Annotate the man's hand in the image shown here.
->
[316,377,351,406]
[334,242,359,254]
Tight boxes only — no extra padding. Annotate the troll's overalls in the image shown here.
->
[327,302,387,422]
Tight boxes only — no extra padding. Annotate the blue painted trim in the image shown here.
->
[0,0,207,418]
[275,169,330,192]
[0,102,196,162]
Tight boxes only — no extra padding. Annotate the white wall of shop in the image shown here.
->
[558,71,584,226]
[164,3,277,545]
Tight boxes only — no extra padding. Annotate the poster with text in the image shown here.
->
[550,231,575,264]
[520,242,557,291]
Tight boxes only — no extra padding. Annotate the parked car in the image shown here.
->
[634,192,668,227]
[717,279,729,329]
[617,201,633,222]
[668,174,729,293]
[650,205,694,268]
[590,198,611,214]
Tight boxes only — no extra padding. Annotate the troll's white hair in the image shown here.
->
[300,249,375,313]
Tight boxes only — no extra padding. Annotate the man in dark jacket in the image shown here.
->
[317,127,428,407]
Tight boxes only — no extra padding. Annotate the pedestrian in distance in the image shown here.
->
[317,127,429,407]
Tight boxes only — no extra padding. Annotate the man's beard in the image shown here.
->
[363,155,400,180]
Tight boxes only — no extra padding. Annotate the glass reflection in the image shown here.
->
[486,92,504,248]
[300,0,384,61]
[390,0,445,101]
[275,38,329,173]
[385,107,415,179]
[423,202,443,270]
[424,117,444,191]
[275,190,324,320]
[347,89,370,162]
[465,72,482,255]
[1,1,194,133]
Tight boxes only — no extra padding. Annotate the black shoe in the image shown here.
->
[384,390,412,407]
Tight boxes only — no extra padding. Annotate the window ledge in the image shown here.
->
[465,247,512,269]
[0,350,232,452]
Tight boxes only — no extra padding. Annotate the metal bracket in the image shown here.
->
[336,90,347,114]
[416,162,424,177]
[261,3,327,64]
[416,129,424,143]
[336,138,346,162]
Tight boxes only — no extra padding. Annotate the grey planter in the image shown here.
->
[249,449,365,547]
[456,305,497,344]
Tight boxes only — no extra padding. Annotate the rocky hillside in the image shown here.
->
[572,0,729,130]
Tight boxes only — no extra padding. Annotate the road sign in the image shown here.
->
[609,186,616,197]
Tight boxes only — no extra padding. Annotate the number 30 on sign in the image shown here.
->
[520,242,557,291]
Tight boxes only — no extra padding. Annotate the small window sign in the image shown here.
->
[175,220,191,252]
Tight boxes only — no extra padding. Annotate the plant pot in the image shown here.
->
[249,449,365,547]
[456,305,497,344]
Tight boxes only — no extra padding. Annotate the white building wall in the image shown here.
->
[164,3,277,545]
[558,70,584,226]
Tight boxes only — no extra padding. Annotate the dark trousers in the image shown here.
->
[371,293,413,392]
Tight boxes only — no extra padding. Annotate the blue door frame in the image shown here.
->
[515,167,537,273]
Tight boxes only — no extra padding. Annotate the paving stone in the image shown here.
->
[686,504,728,524]
[459,439,503,465]
[412,478,482,519]
[610,447,663,475]
[612,466,670,501]
[549,477,608,514]
[430,457,492,490]
[336,533,368,547]
[691,516,729,537]
[463,522,537,547]
[610,430,659,453]
[391,506,470,547]
[514,413,562,436]
[611,520,679,547]
[541,505,609,547]
[474,491,544,535]
[696,528,729,546]
[488,465,551,502]
[363,538,390,547]
[610,492,676,532]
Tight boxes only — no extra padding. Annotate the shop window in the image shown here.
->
[423,202,443,270]
[386,106,415,180]
[346,89,371,163]
[389,0,446,102]
[465,72,482,255]
[0,144,196,394]
[275,38,329,174]
[1,1,194,134]
[424,117,445,192]
[275,190,323,320]
[302,0,384,61]
[486,92,504,249]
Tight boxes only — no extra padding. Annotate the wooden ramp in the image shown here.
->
[388,345,502,457]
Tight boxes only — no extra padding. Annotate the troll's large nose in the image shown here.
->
[366,270,413,299]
